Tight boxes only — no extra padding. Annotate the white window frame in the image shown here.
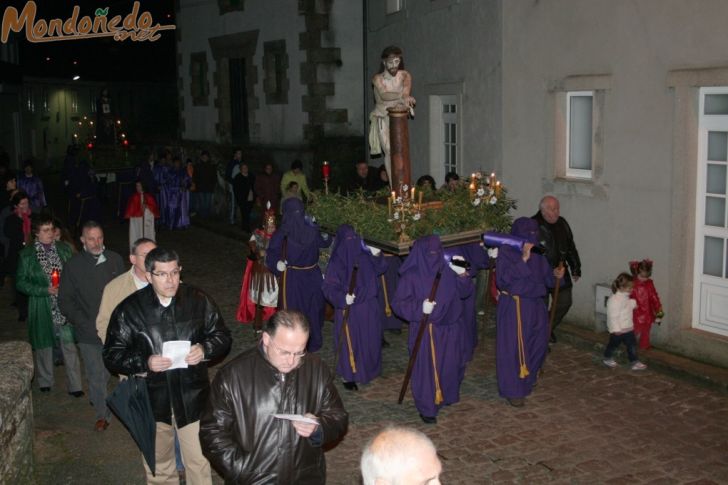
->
[428,94,460,185]
[693,86,728,336]
[565,90,594,179]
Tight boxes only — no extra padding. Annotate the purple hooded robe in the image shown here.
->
[495,217,555,399]
[266,198,332,352]
[322,225,388,384]
[448,242,490,367]
[164,167,191,229]
[17,174,46,212]
[392,235,473,418]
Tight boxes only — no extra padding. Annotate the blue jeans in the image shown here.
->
[604,331,638,362]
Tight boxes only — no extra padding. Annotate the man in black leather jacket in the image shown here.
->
[533,195,582,342]
[200,310,348,484]
[103,247,231,484]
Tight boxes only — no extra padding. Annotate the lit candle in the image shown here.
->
[391,191,396,202]
[495,181,502,197]
[51,269,60,288]
[490,172,495,186]
[322,160,330,179]
[411,187,415,200]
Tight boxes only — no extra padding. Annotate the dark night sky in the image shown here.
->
[9,0,177,82]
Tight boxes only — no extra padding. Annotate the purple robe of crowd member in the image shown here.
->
[163,163,191,230]
[448,242,490,366]
[323,225,388,387]
[136,154,158,195]
[153,162,169,227]
[17,165,46,212]
[495,217,556,407]
[67,161,102,228]
[377,254,406,332]
[392,235,473,423]
[266,198,332,352]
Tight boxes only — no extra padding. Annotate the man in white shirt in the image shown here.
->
[96,238,156,344]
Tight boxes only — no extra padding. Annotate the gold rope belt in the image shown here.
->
[428,322,444,405]
[281,263,319,309]
[380,275,392,317]
[500,291,530,379]
[288,263,317,270]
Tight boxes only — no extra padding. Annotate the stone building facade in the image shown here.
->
[176,0,365,174]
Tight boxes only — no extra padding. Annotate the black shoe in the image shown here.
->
[549,332,557,343]
[39,387,50,393]
[419,414,437,424]
[343,381,358,391]
[381,338,390,348]
[507,398,525,407]
[68,390,85,398]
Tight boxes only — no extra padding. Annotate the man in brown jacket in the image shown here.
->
[96,237,156,343]
[200,310,348,483]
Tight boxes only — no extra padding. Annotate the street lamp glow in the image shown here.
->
[72,75,80,81]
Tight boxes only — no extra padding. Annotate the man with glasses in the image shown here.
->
[200,310,348,484]
[104,247,231,485]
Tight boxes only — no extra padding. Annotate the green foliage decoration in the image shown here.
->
[308,185,517,241]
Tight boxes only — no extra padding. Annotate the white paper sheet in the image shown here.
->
[162,340,191,370]
[272,414,319,425]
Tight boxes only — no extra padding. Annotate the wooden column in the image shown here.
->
[387,106,411,190]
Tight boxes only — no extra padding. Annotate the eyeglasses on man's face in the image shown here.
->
[150,267,182,280]
[268,338,306,359]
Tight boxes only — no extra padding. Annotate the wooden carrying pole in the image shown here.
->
[548,262,565,335]
[398,271,442,404]
[276,236,288,309]
[334,264,359,373]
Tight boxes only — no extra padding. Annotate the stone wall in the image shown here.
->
[0,341,34,484]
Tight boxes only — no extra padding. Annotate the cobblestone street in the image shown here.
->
[3,220,728,484]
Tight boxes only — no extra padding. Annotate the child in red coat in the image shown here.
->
[629,259,664,350]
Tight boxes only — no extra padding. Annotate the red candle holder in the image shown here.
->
[51,269,60,288]
[322,161,330,194]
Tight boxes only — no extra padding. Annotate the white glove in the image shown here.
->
[449,255,467,275]
[449,262,466,275]
[366,244,381,256]
[276,260,287,272]
[487,247,498,259]
[321,232,329,241]
[345,293,355,305]
[422,299,436,315]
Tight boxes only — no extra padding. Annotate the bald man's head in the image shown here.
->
[539,195,560,224]
[361,426,442,485]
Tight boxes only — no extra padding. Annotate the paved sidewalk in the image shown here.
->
[2,218,727,484]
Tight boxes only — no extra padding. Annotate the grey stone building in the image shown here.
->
[366,0,728,367]
[176,0,366,173]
